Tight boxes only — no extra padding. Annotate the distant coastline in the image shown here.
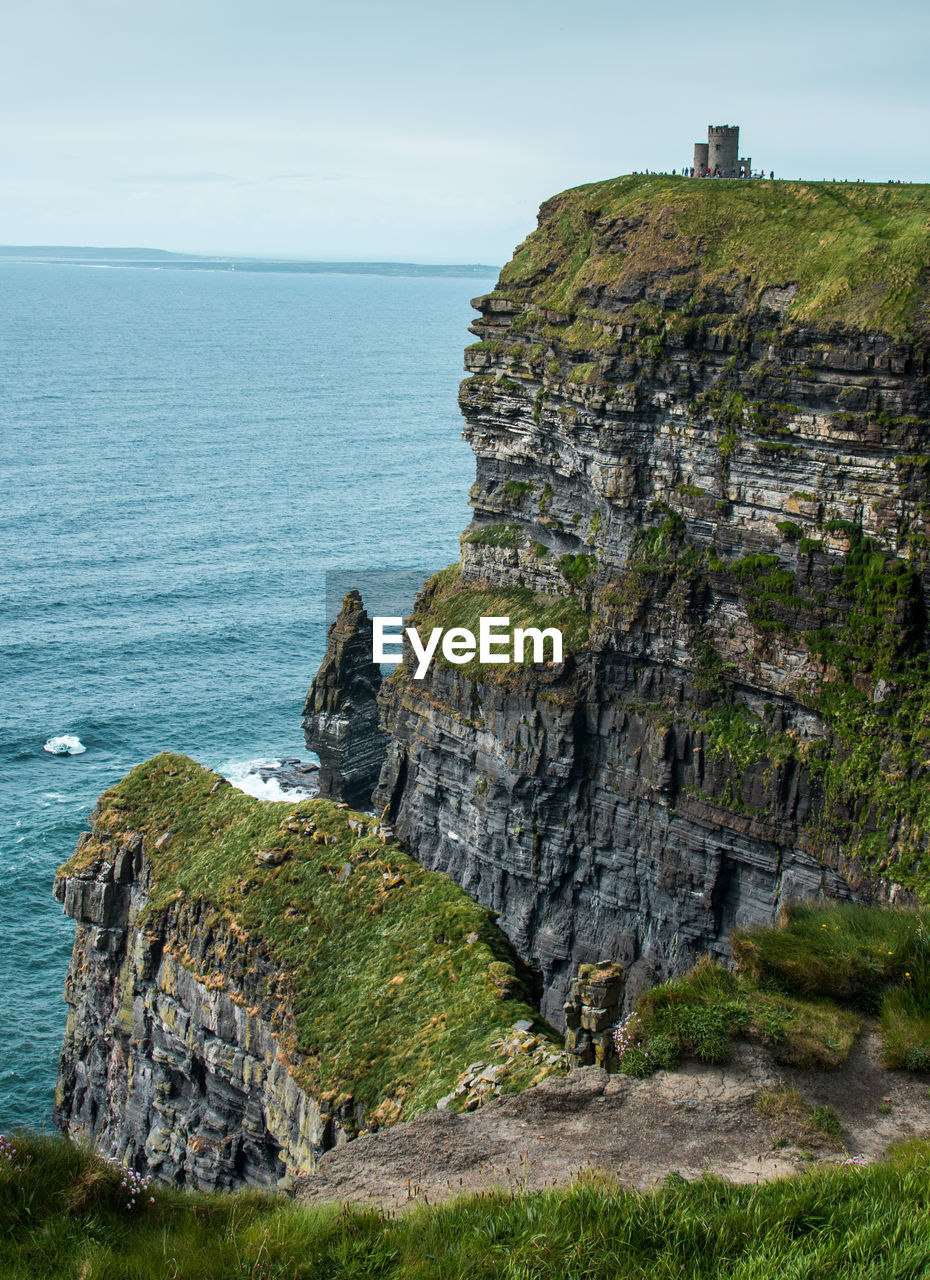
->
[0,245,498,278]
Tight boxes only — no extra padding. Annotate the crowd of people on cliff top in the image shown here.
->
[687,167,773,179]
[634,168,774,180]
[634,169,917,184]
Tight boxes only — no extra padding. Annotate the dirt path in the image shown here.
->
[296,1032,930,1212]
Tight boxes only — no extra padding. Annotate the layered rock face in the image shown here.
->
[55,825,331,1190]
[376,176,930,1025]
[302,590,385,808]
[54,754,559,1187]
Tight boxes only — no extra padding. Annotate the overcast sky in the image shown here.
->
[2,0,928,262]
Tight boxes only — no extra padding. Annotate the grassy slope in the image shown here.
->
[617,903,930,1076]
[497,173,930,337]
[390,564,591,686]
[735,902,930,1071]
[59,753,560,1125]
[3,1132,930,1279]
[616,957,861,1077]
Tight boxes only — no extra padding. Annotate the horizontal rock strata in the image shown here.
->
[303,590,385,809]
[54,825,337,1190]
[376,177,930,1026]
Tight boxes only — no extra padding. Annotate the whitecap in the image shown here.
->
[43,735,86,756]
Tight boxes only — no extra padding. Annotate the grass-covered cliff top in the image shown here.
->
[58,753,560,1125]
[391,563,591,686]
[495,174,930,337]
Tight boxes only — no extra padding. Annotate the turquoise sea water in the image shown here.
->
[0,262,494,1131]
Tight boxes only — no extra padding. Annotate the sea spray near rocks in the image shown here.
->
[43,735,86,756]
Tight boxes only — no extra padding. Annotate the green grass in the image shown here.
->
[463,522,522,548]
[557,553,596,588]
[754,1086,843,1147]
[4,1132,930,1279]
[401,566,591,682]
[496,173,930,337]
[612,904,930,1076]
[502,481,534,503]
[880,989,930,1071]
[699,704,797,774]
[59,754,561,1131]
[733,902,930,1069]
[618,957,859,1076]
[733,902,930,1003]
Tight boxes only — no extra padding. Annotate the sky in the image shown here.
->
[2,0,928,262]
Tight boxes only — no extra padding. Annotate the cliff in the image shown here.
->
[55,175,930,1188]
[375,175,930,1026]
[302,590,385,807]
[54,754,559,1189]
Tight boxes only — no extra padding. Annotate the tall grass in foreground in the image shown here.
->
[3,1133,930,1279]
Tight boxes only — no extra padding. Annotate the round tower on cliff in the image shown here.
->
[693,142,709,172]
[707,125,739,175]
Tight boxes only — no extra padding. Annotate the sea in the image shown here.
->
[0,257,496,1132]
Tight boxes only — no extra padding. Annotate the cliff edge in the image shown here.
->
[54,754,560,1189]
[375,175,930,1025]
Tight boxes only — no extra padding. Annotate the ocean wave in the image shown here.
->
[220,757,317,803]
[43,735,86,756]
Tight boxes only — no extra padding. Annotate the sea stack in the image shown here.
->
[302,590,385,809]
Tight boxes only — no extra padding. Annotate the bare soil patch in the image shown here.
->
[296,1031,930,1212]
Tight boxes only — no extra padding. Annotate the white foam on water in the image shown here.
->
[220,758,317,803]
[43,735,86,756]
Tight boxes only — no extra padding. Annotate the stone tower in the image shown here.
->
[708,125,739,173]
[693,124,752,177]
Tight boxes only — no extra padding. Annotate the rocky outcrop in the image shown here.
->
[247,758,319,794]
[302,591,385,808]
[54,825,332,1191]
[563,963,625,1071]
[375,176,930,1026]
[54,754,561,1189]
